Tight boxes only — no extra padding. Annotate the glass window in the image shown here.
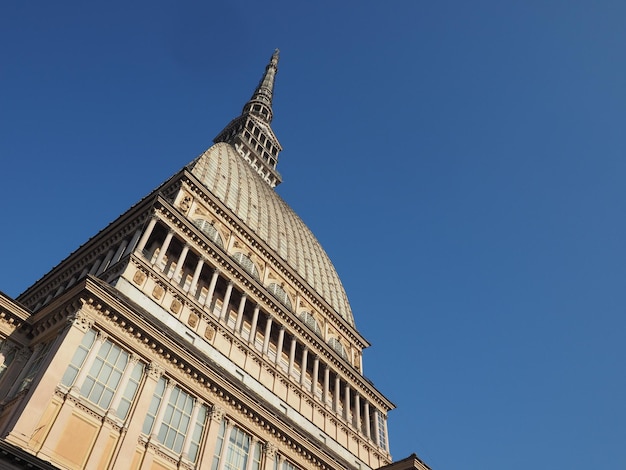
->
[231,252,261,280]
[267,283,292,311]
[143,380,208,461]
[188,404,208,462]
[116,361,144,420]
[157,386,194,454]
[212,423,262,470]
[61,329,97,387]
[328,338,349,361]
[194,219,224,247]
[80,339,129,409]
[377,411,387,450]
[142,376,166,435]
[19,341,55,393]
[299,311,322,337]
[224,426,250,470]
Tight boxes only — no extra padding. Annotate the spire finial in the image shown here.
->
[245,49,280,123]
[213,50,284,188]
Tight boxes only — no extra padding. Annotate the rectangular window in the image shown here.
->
[19,341,55,393]
[157,386,194,454]
[188,404,208,462]
[212,423,262,470]
[224,426,250,470]
[142,376,166,435]
[116,361,144,420]
[377,411,387,450]
[61,329,97,387]
[80,339,129,409]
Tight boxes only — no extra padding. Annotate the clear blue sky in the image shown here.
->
[1,2,624,469]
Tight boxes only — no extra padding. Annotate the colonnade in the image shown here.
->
[30,215,389,452]
[134,217,390,452]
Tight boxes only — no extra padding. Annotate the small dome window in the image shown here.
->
[193,219,224,248]
[231,252,261,281]
[328,337,349,361]
[299,311,322,337]
[267,283,292,311]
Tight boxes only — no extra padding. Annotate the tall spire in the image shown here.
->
[243,48,279,124]
[214,50,283,188]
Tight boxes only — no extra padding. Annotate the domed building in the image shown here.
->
[0,51,429,470]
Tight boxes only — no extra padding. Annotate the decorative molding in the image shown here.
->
[148,362,165,380]
[69,309,94,332]
[209,404,225,422]
[263,442,277,458]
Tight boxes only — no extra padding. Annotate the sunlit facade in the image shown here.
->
[0,51,428,470]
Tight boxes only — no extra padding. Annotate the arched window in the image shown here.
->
[193,219,224,248]
[299,311,322,337]
[231,252,261,280]
[267,283,292,311]
[328,337,349,361]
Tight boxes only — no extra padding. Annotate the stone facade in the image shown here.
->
[0,52,428,470]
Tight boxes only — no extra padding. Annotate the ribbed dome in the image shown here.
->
[188,142,355,326]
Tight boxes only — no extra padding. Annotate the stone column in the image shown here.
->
[248,305,260,346]
[188,258,205,295]
[276,453,285,470]
[204,269,220,308]
[311,355,319,395]
[363,401,371,440]
[354,393,361,431]
[334,375,341,413]
[153,230,174,270]
[373,408,381,447]
[323,365,330,405]
[234,294,247,333]
[245,436,259,470]
[135,217,159,254]
[219,281,234,322]
[382,413,390,451]
[169,244,190,281]
[198,405,224,470]
[261,442,277,470]
[287,337,297,377]
[262,316,273,356]
[344,384,351,421]
[88,258,102,276]
[300,348,309,386]
[275,326,285,367]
